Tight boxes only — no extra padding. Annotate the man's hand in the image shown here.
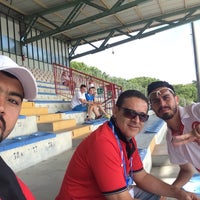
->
[172,133,199,145]
[183,190,200,200]
[159,196,167,200]
[172,121,200,146]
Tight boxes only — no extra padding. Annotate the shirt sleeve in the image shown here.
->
[17,177,36,200]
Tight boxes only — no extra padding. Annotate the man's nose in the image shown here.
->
[132,115,140,123]
[0,97,5,114]
[158,96,166,106]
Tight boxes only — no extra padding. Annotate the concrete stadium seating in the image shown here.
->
[135,110,167,172]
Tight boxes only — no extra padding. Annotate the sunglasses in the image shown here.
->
[148,88,175,104]
[119,107,149,122]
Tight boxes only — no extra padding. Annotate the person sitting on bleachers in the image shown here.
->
[85,86,110,119]
[147,80,200,191]
[71,84,101,121]
[61,70,76,91]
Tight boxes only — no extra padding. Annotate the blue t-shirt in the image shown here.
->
[85,93,94,102]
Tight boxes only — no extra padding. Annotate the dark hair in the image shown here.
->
[116,90,148,108]
[147,81,175,96]
[80,84,86,88]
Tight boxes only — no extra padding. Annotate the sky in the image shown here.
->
[74,20,200,85]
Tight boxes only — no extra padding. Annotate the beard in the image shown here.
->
[158,105,178,120]
[0,115,6,143]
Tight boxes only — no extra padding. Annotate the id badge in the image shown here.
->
[128,187,134,198]
[127,176,134,198]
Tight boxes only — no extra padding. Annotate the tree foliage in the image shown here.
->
[70,61,198,105]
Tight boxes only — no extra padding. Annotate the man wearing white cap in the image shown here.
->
[0,55,37,199]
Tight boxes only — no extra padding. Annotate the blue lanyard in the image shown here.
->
[109,121,133,186]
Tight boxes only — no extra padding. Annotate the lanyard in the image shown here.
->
[109,121,133,186]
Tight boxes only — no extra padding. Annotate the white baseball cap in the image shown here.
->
[0,55,37,100]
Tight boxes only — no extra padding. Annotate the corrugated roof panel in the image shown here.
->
[1,0,200,49]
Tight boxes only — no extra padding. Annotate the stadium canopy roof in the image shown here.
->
[1,0,200,60]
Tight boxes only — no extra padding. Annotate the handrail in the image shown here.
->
[53,63,122,115]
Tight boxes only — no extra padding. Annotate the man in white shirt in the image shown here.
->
[147,81,200,190]
[71,84,88,111]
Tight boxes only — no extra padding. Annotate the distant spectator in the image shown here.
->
[61,70,76,91]
[89,78,95,88]
[85,87,110,119]
[71,84,88,111]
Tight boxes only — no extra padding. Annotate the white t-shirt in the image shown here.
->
[71,91,86,109]
[166,104,200,170]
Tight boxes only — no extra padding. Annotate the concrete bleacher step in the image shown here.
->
[9,115,38,138]
[55,124,91,139]
[22,101,35,108]
[151,141,171,167]
[72,132,91,147]
[37,119,77,132]
[37,113,62,123]
[1,130,72,172]
[20,107,49,116]
[71,124,91,138]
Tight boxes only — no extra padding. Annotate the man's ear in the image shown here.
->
[112,105,119,118]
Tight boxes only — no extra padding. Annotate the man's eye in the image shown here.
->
[151,99,160,104]
[162,95,170,100]
[8,98,20,105]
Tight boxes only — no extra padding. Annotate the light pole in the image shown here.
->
[191,22,200,102]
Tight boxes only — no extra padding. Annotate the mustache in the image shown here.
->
[0,115,6,142]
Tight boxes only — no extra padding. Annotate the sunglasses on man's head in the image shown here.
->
[119,107,149,122]
[148,88,175,103]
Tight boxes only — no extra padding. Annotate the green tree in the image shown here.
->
[70,61,198,105]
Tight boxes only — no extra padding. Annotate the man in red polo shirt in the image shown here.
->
[0,55,37,199]
[56,90,199,200]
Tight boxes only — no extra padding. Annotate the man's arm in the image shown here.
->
[172,163,196,188]
[79,98,88,104]
[133,169,199,200]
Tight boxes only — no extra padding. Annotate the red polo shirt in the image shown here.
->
[56,122,143,200]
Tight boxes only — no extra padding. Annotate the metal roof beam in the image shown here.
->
[99,31,115,48]
[69,5,200,44]
[61,3,84,26]
[70,14,200,60]
[21,16,38,42]
[24,0,94,20]
[22,0,149,44]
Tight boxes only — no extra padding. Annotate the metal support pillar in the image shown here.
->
[191,22,200,102]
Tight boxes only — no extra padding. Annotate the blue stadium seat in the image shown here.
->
[145,119,165,133]
[0,132,56,152]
